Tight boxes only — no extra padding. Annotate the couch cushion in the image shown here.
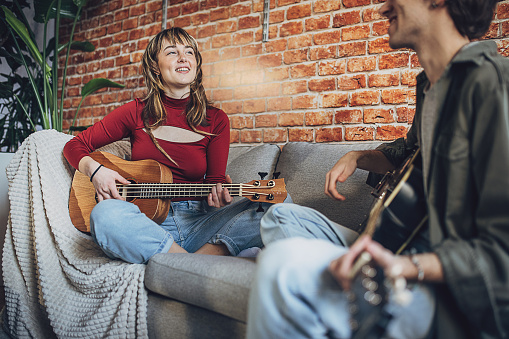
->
[276,142,382,232]
[145,253,256,322]
[226,144,281,183]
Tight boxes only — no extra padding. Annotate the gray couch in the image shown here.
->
[144,141,381,338]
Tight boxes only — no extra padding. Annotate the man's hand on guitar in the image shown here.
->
[207,174,233,208]
[325,152,359,201]
[328,235,398,291]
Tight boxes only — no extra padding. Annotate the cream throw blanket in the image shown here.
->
[2,130,148,338]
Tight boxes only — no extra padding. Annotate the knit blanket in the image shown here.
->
[2,130,148,338]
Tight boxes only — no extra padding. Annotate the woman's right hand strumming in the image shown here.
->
[78,156,130,202]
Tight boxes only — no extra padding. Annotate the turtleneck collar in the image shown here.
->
[161,93,190,109]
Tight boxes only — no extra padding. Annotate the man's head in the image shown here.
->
[446,0,499,39]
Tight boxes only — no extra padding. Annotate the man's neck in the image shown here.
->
[414,12,470,85]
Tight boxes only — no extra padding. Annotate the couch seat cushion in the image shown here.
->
[145,253,256,322]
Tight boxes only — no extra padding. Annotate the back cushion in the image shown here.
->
[275,142,382,232]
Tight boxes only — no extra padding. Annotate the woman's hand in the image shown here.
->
[91,165,130,202]
[328,235,400,291]
[207,174,233,208]
[79,156,130,202]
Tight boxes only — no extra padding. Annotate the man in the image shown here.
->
[246,0,508,338]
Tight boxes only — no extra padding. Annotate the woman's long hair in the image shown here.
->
[141,27,212,165]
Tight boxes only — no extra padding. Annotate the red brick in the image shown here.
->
[368,72,399,88]
[364,7,384,22]
[255,114,278,127]
[212,34,232,48]
[333,11,361,28]
[265,39,288,52]
[364,108,395,123]
[335,109,363,124]
[345,126,375,141]
[240,130,262,143]
[282,81,308,95]
[288,35,313,49]
[342,24,370,41]
[347,56,377,72]
[234,85,256,99]
[268,97,292,111]
[231,3,251,17]
[280,21,303,37]
[376,125,408,141]
[381,89,409,104]
[239,15,260,29]
[211,7,230,21]
[380,52,410,69]
[265,68,289,82]
[305,15,330,31]
[368,37,392,54]
[287,3,312,20]
[222,101,243,114]
[373,21,390,36]
[233,31,254,45]
[243,44,263,56]
[338,41,366,57]
[319,60,346,75]
[259,53,283,67]
[322,93,348,108]
[269,9,285,23]
[244,99,266,113]
[283,49,308,64]
[263,129,287,143]
[279,113,304,126]
[314,31,341,45]
[316,127,342,142]
[288,128,314,142]
[310,46,336,60]
[293,95,317,109]
[213,89,233,101]
[343,0,370,8]
[230,115,254,129]
[182,1,199,15]
[314,0,340,13]
[338,74,366,90]
[256,82,280,96]
[309,78,336,92]
[235,56,258,72]
[305,111,333,126]
[290,64,316,78]
[351,90,379,106]
[278,0,299,6]
[192,13,210,25]
[217,20,237,33]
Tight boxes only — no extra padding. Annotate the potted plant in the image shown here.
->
[0,0,125,151]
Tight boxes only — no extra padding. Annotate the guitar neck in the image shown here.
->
[116,183,268,199]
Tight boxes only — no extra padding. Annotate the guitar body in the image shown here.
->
[69,151,287,233]
[69,152,173,232]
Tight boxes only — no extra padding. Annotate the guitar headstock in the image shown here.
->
[348,252,413,339]
[241,178,287,204]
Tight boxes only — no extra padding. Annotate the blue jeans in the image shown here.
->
[247,203,435,339]
[90,197,289,264]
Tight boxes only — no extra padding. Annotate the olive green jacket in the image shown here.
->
[378,41,509,338]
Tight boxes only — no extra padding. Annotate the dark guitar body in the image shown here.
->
[372,165,430,254]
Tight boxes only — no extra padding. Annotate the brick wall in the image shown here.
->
[60,0,509,145]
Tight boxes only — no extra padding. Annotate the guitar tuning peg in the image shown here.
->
[256,202,265,212]
[258,172,268,180]
[272,172,280,179]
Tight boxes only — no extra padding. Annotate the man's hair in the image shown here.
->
[446,0,499,39]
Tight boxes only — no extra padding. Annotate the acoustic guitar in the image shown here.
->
[68,151,287,233]
[348,148,428,339]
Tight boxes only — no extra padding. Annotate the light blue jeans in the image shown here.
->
[247,203,435,339]
[90,197,290,264]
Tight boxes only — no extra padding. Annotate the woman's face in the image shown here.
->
[156,39,197,98]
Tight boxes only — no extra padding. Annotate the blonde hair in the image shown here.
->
[141,27,212,165]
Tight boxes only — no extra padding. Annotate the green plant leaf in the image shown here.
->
[1,6,52,74]
[70,40,95,52]
[34,0,79,23]
[81,78,125,98]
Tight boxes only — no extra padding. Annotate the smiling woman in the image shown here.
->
[62,27,291,264]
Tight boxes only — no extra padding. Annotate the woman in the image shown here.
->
[64,27,280,264]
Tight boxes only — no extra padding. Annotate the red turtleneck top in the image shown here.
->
[63,95,230,185]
